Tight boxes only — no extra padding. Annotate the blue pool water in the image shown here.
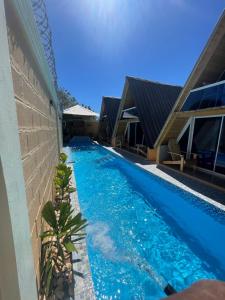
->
[69,141,225,299]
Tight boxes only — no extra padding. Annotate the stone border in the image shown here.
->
[69,163,96,300]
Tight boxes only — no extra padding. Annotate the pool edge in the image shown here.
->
[68,161,96,300]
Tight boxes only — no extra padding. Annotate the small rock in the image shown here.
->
[57,277,64,287]
[68,284,74,297]
[55,287,64,300]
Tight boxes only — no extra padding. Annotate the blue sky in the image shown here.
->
[46,0,225,112]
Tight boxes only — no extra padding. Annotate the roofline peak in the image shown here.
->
[125,75,182,88]
[102,96,121,100]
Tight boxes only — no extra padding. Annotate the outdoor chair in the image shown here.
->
[115,136,123,148]
[129,144,147,157]
[162,139,197,172]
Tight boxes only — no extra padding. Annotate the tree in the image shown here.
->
[81,103,93,111]
[57,87,78,109]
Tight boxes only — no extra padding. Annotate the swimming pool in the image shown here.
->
[69,141,225,299]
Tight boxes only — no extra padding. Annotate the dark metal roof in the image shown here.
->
[126,76,182,148]
[99,97,121,140]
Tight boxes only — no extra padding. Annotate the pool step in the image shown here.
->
[95,155,115,165]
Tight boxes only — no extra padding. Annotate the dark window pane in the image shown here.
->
[179,126,189,153]
[215,120,225,175]
[129,123,136,146]
[182,82,225,111]
[199,86,217,109]
[192,117,221,170]
[182,90,203,111]
[220,93,225,107]
[216,84,225,107]
[136,122,144,145]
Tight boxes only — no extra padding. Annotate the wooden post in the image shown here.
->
[111,137,116,147]
[156,146,160,164]
[147,147,151,160]
[147,148,157,161]
[180,156,184,172]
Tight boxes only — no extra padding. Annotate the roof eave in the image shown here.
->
[111,78,130,140]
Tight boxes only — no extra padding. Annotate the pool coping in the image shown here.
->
[69,162,96,300]
[103,146,225,213]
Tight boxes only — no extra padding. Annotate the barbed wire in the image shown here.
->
[32,0,58,88]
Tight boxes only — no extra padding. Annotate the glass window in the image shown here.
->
[182,82,225,111]
[215,119,225,175]
[216,84,225,107]
[129,123,136,146]
[192,117,222,170]
[199,86,217,109]
[136,122,145,145]
[179,125,190,153]
[182,90,204,111]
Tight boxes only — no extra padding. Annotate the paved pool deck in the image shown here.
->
[70,163,96,300]
[105,146,225,212]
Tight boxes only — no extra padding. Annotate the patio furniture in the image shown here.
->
[115,136,123,148]
[129,144,147,157]
[162,139,197,172]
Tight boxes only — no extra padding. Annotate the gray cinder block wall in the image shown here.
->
[0,0,61,298]
[6,0,60,284]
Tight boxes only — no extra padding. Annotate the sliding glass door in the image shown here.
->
[215,119,225,175]
[191,117,222,170]
[178,115,225,175]
[127,122,145,147]
[179,125,190,153]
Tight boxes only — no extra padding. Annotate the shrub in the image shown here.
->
[40,201,87,297]
[40,152,87,299]
[54,153,75,203]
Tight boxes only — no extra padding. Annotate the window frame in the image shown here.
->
[177,114,225,173]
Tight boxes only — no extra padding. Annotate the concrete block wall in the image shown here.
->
[5,3,60,288]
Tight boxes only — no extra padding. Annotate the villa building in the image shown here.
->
[112,76,182,160]
[63,104,99,144]
[0,0,61,299]
[155,11,225,178]
[98,96,121,144]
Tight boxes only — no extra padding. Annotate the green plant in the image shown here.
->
[40,201,87,297]
[59,152,67,164]
[54,153,75,203]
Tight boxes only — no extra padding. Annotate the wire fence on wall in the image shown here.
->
[32,0,58,88]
